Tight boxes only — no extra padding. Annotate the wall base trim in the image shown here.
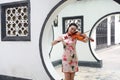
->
[0,75,32,80]
[52,59,102,68]
[78,60,102,68]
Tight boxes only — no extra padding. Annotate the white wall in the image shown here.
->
[107,16,111,46]
[0,0,60,80]
[115,14,120,44]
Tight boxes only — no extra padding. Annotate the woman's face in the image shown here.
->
[68,25,77,35]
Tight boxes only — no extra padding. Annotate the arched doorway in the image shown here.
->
[39,0,120,80]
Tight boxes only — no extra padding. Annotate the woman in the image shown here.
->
[52,23,88,80]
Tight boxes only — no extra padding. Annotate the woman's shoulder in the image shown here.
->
[58,34,66,37]
[62,33,67,36]
[57,34,67,39]
[62,33,68,37]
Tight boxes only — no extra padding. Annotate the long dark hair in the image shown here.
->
[66,23,78,33]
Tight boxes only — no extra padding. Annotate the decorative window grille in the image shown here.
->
[110,16,115,45]
[96,18,107,49]
[1,1,30,41]
[62,16,83,33]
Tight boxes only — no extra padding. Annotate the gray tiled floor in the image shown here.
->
[55,66,120,80]
[55,44,120,80]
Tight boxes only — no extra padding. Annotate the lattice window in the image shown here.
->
[110,16,115,44]
[96,18,107,49]
[1,1,30,41]
[62,16,83,33]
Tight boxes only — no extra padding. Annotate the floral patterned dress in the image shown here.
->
[61,33,79,73]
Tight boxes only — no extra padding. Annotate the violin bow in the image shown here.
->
[84,30,94,42]
[84,30,91,33]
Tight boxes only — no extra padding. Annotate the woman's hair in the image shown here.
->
[66,23,78,33]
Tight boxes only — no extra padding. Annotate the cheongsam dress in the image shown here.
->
[61,34,79,73]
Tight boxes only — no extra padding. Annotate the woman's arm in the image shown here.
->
[52,40,60,46]
[51,36,63,46]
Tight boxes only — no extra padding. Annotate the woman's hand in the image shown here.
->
[80,33,88,43]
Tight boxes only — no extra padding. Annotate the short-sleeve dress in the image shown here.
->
[61,33,79,73]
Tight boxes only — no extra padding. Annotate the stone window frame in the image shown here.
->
[1,1,31,41]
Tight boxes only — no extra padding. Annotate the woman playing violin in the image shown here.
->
[52,23,91,80]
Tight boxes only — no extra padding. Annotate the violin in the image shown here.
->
[70,31,94,42]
